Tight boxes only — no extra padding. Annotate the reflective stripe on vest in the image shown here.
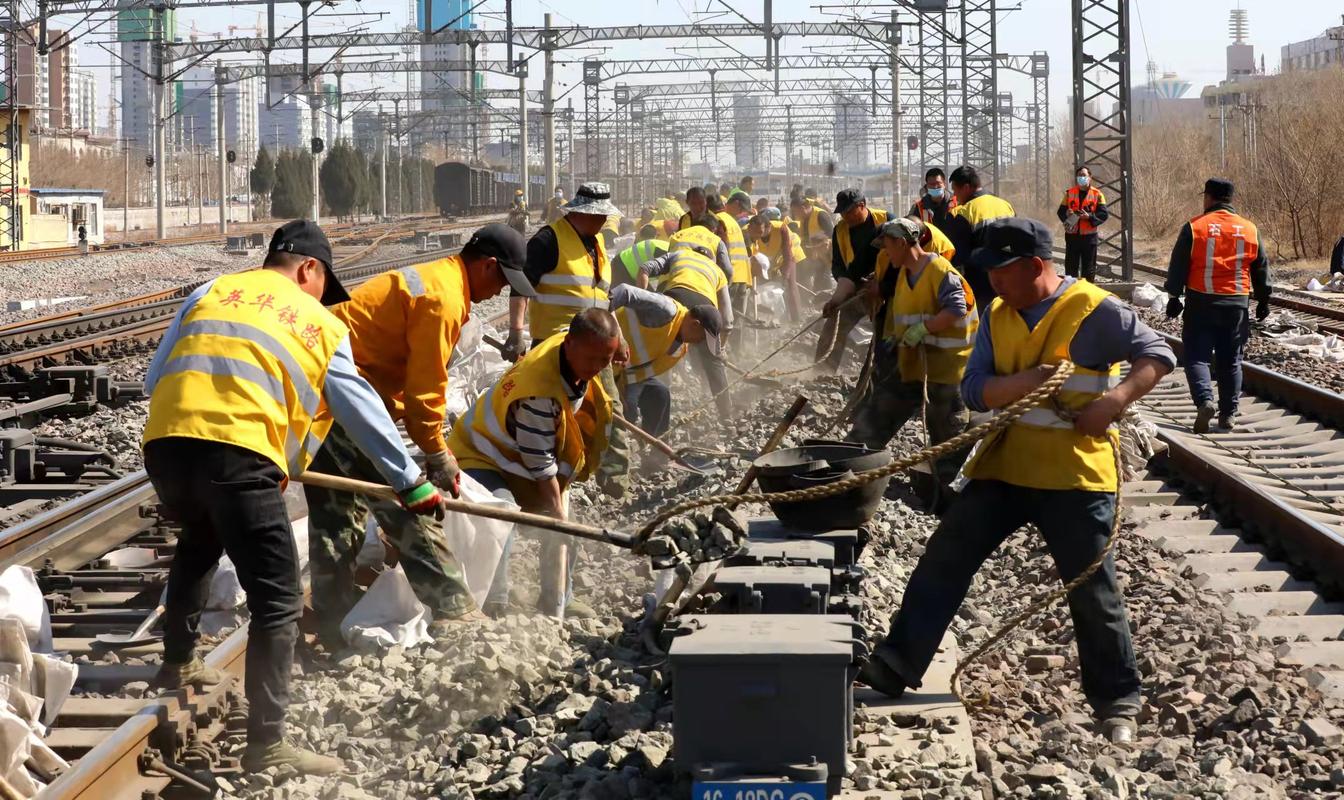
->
[142,269,345,477]
[962,279,1121,492]
[882,255,978,384]
[669,226,722,260]
[616,304,688,383]
[399,265,426,297]
[662,249,725,306]
[529,220,610,340]
[1187,210,1258,296]
[715,211,753,286]
[446,332,612,486]
[617,239,669,281]
[953,193,1015,232]
[1064,185,1104,236]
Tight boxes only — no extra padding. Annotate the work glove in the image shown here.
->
[425,449,461,498]
[399,481,446,520]
[501,328,528,363]
[1165,296,1183,319]
[900,321,929,348]
[1256,299,1271,321]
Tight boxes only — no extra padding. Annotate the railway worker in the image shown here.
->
[677,186,709,231]
[819,188,886,373]
[859,217,1175,745]
[755,196,771,215]
[449,308,620,619]
[1057,166,1109,282]
[142,220,449,776]
[711,196,754,330]
[610,283,723,444]
[545,187,567,224]
[1163,178,1270,433]
[636,217,736,419]
[789,196,837,297]
[304,223,533,645]
[501,182,633,498]
[739,174,755,196]
[748,209,805,322]
[846,218,976,511]
[718,181,733,205]
[912,215,956,262]
[909,168,958,229]
[945,164,1016,311]
[727,190,754,227]
[611,224,668,288]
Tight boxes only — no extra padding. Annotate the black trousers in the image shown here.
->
[145,437,301,747]
[1064,234,1099,282]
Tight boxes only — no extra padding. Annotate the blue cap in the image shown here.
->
[969,218,1054,271]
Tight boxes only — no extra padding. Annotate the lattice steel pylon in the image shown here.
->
[1030,51,1050,208]
[0,0,19,252]
[916,9,953,172]
[583,61,602,184]
[961,0,999,189]
[1072,0,1133,279]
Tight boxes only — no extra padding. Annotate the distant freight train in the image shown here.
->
[433,162,547,217]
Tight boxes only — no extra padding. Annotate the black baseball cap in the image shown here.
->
[1202,178,1234,202]
[268,219,347,305]
[969,218,1054,271]
[833,189,864,215]
[684,303,723,357]
[464,223,535,298]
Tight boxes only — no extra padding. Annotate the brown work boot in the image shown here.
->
[242,739,343,776]
[152,657,226,690]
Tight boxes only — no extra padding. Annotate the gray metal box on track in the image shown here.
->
[711,565,832,614]
[747,517,863,568]
[669,614,863,796]
[724,538,836,570]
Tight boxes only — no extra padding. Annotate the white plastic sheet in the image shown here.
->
[441,473,516,611]
[1130,282,1168,311]
[0,568,51,653]
[339,564,432,650]
[446,317,511,419]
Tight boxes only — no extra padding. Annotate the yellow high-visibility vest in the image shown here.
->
[143,268,345,477]
[951,192,1015,234]
[883,255,978,385]
[615,302,689,383]
[963,280,1121,492]
[448,333,612,486]
[754,220,806,269]
[661,248,726,308]
[715,211,752,287]
[529,219,610,341]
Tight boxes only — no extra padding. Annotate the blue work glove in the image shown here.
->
[900,321,928,348]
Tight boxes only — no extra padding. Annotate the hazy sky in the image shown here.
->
[69,1,1343,127]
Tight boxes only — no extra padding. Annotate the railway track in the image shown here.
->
[0,216,498,374]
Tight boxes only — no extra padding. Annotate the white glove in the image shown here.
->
[425,450,461,498]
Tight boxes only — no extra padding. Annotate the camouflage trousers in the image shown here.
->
[303,423,474,639]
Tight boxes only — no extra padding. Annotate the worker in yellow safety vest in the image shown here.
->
[501,182,633,499]
[747,209,805,321]
[305,223,536,645]
[945,164,1016,310]
[789,196,837,297]
[846,218,976,511]
[858,217,1176,747]
[708,193,753,340]
[677,185,709,231]
[820,189,886,372]
[450,309,620,620]
[141,220,450,776]
[635,216,736,419]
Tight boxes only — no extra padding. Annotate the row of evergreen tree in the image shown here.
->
[247,144,438,220]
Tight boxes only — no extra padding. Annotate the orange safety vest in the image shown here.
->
[1063,185,1105,236]
[913,194,957,224]
[1186,210,1259,296]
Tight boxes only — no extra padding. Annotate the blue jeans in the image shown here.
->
[1182,303,1249,417]
[880,479,1141,717]
[465,469,577,614]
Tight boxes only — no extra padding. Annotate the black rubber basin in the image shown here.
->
[752,440,892,530]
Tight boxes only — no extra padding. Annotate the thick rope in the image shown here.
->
[637,361,1078,539]
[949,445,1124,708]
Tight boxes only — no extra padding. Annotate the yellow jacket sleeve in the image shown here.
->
[402,294,459,455]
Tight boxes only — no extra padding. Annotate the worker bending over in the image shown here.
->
[846,219,976,511]
[944,165,1015,310]
[789,196,836,297]
[821,189,886,372]
[611,283,722,446]
[142,221,448,775]
[859,218,1174,744]
[1163,178,1270,433]
[677,185,709,231]
[305,224,533,645]
[748,209,805,321]
[710,196,755,344]
[611,224,668,288]
[909,167,958,229]
[638,219,735,419]
[450,309,619,619]
[501,182,633,498]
